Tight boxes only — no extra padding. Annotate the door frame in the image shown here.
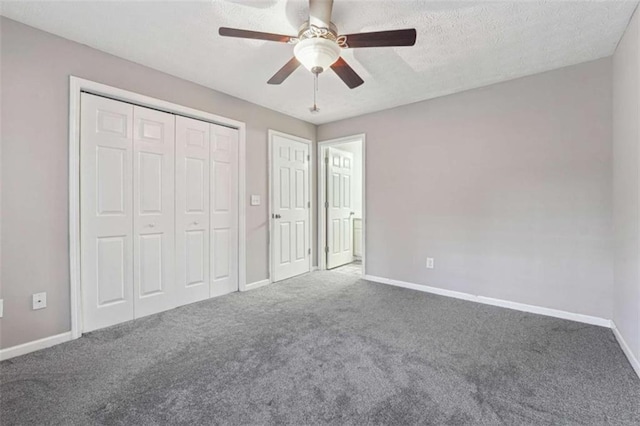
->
[268,129,313,283]
[69,76,247,339]
[317,134,366,274]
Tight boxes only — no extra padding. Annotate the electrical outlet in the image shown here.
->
[32,293,47,310]
[250,195,261,206]
[426,258,435,269]
[0,299,3,318]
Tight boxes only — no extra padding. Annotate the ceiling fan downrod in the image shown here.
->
[310,70,320,114]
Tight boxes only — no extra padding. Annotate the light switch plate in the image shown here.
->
[426,258,435,269]
[250,195,261,206]
[32,293,47,310]
[0,299,3,318]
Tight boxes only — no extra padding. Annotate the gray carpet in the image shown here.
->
[1,264,639,425]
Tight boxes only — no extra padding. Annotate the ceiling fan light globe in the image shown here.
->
[293,38,340,73]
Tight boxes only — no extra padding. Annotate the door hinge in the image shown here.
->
[308,248,311,255]
[325,201,329,208]
[307,201,311,208]
[325,246,329,253]
[307,154,310,161]
[325,157,329,164]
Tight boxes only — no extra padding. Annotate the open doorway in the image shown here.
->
[317,134,365,275]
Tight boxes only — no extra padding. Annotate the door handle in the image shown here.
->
[148,223,155,228]
[192,221,199,226]
[273,214,281,219]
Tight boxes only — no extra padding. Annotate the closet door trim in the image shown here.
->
[70,76,247,339]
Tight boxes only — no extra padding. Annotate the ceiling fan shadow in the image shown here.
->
[351,47,417,86]
[222,0,280,9]
[285,0,311,28]
[330,0,480,33]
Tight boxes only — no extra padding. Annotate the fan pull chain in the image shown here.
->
[310,71,320,114]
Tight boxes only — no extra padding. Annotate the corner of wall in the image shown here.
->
[612,2,640,377]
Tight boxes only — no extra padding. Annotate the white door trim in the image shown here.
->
[268,129,313,283]
[317,134,366,275]
[69,76,247,340]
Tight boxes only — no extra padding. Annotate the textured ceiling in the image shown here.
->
[1,1,638,124]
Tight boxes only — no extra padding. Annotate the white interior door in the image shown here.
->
[80,93,134,332]
[210,124,239,297]
[326,147,354,269]
[132,106,176,318]
[271,133,310,282]
[175,116,210,306]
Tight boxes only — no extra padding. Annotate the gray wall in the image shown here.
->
[613,7,640,365]
[1,15,630,355]
[318,58,614,319]
[0,18,316,349]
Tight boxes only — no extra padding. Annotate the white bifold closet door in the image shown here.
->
[81,93,239,332]
[175,116,210,306]
[80,93,135,332]
[210,125,239,297]
[175,118,238,301]
[132,105,176,319]
[81,93,176,331]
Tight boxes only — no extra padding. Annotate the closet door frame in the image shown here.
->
[69,76,247,339]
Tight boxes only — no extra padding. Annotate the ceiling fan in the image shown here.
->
[218,0,417,89]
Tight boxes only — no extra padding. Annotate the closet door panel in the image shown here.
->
[133,106,176,318]
[176,116,210,305]
[96,236,128,305]
[80,93,134,332]
[210,124,239,297]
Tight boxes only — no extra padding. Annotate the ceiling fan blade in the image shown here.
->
[308,0,334,28]
[218,27,296,43]
[330,57,364,89]
[268,57,301,85]
[340,28,417,48]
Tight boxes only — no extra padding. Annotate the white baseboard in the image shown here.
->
[364,275,477,303]
[363,275,611,327]
[611,321,640,379]
[476,296,610,327]
[0,331,73,361]
[243,278,270,291]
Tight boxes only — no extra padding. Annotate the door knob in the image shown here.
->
[192,221,199,225]
[148,223,155,228]
[274,214,281,219]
